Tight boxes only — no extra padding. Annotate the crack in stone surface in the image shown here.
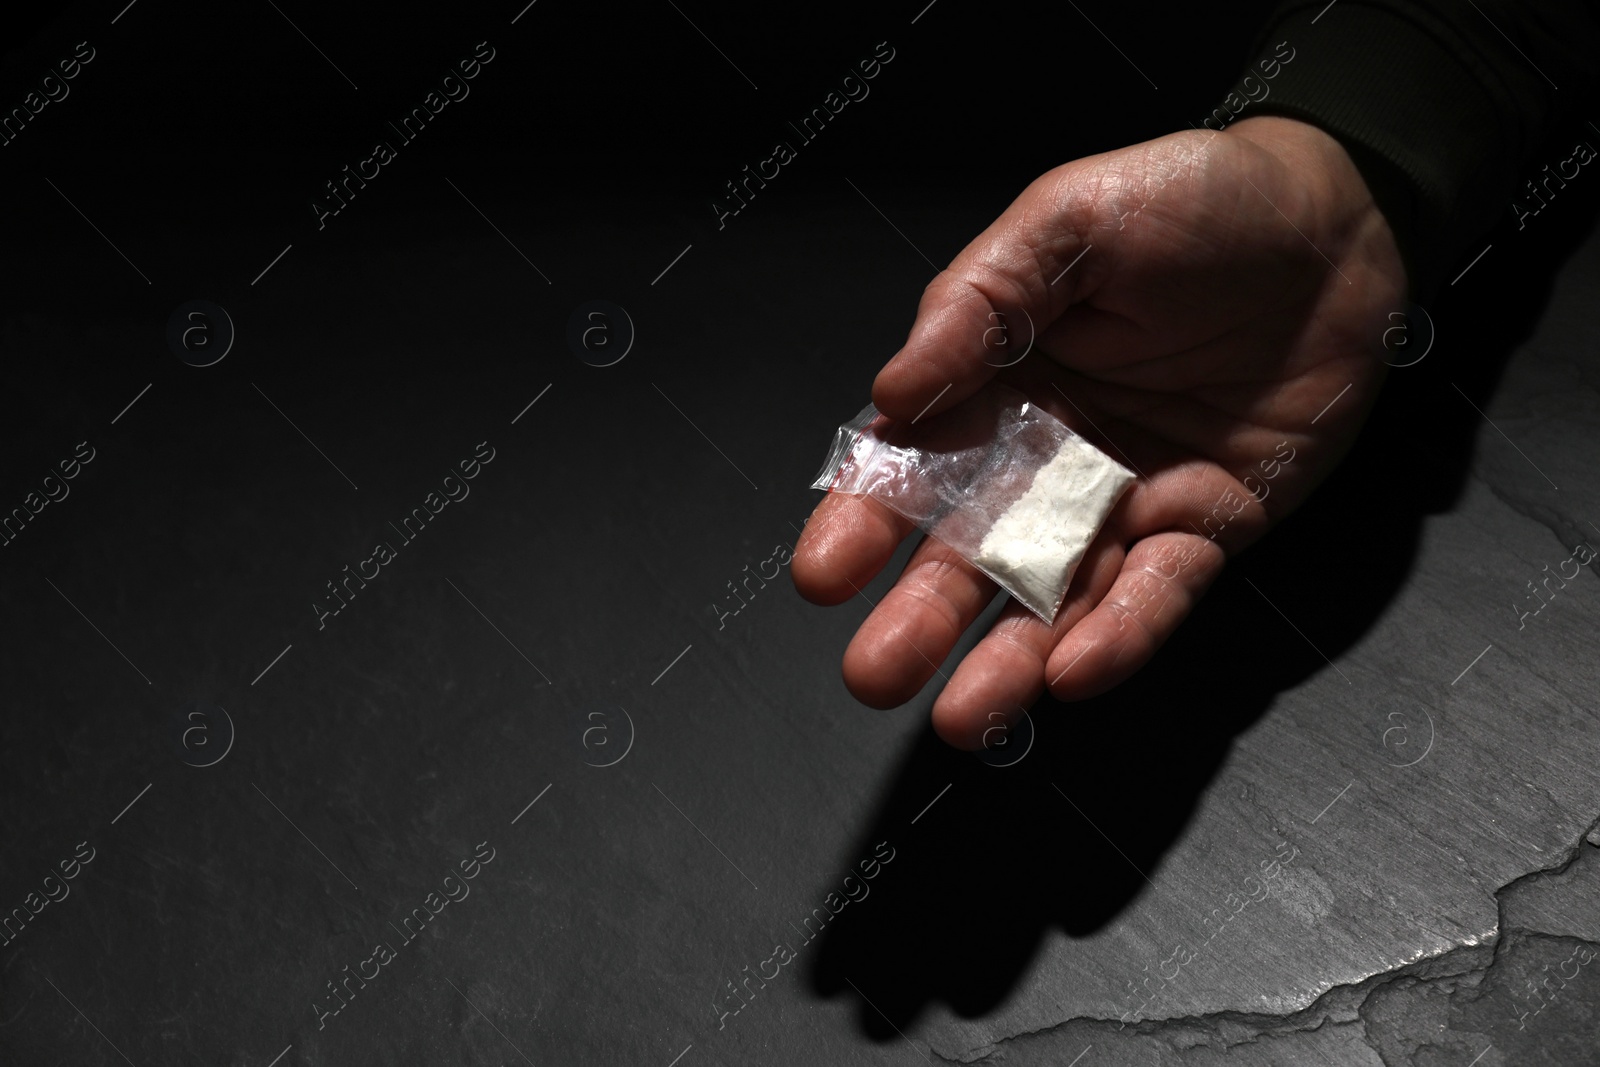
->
[949,817,1600,1065]
[1481,479,1599,567]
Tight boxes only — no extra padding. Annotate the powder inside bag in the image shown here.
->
[972,434,1136,621]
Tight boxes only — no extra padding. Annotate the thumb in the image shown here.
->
[869,167,1102,422]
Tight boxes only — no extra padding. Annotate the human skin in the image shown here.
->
[792,115,1408,750]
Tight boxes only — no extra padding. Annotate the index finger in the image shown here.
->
[870,171,1099,422]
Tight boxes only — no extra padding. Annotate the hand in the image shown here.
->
[792,116,1408,749]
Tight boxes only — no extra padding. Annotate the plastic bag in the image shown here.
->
[811,384,1136,624]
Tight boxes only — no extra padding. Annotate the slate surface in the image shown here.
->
[2,3,1599,1066]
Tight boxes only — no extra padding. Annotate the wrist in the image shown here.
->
[1226,115,1369,213]
[1226,115,1409,295]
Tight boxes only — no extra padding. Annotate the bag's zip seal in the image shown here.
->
[812,403,886,492]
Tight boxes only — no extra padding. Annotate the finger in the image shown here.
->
[791,491,915,607]
[871,168,1102,423]
[839,534,1000,710]
[1045,531,1227,702]
[928,538,1127,750]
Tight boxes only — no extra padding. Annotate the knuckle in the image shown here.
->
[892,563,966,634]
[989,612,1048,655]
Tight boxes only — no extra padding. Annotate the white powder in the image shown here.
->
[972,434,1136,622]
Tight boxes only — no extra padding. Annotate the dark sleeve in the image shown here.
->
[1217,0,1600,302]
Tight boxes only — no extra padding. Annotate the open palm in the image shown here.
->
[793,116,1409,749]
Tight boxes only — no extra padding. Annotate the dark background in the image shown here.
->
[4,2,1600,1066]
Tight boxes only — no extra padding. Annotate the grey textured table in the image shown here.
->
[3,2,1599,1065]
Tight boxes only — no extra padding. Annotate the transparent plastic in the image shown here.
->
[811,384,1136,623]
